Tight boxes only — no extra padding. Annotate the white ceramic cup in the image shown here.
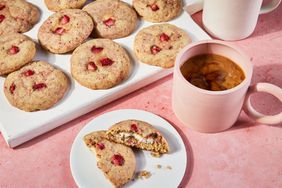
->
[185,0,281,40]
[172,40,282,133]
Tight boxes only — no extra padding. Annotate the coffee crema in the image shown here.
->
[180,54,245,91]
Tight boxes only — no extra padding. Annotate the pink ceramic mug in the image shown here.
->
[172,40,282,133]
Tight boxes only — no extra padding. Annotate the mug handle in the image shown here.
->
[243,83,282,124]
[260,0,281,14]
[184,0,204,15]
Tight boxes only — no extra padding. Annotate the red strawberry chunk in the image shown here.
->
[103,18,115,27]
[87,61,98,71]
[23,69,35,77]
[9,83,16,94]
[54,27,65,35]
[111,154,125,166]
[0,5,5,10]
[91,46,103,54]
[9,46,20,55]
[130,124,138,132]
[96,142,105,150]
[150,45,161,55]
[60,15,70,25]
[32,83,47,90]
[160,33,170,42]
[150,3,159,11]
[0,14,4,23]
[100,58,114,66]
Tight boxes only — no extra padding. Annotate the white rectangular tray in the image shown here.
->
[0,0,211,148]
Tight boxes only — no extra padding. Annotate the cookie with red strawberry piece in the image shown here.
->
[106,120,170,154]
[83,131,136,188]
[82,0,137,39]
[0,33,36,75]
[4,61,69,112]
[71,39,131,89]
[0,0,40,35]
[44,0,87,12]
[133,0,182,22]
[38,9,93,54]
[134,23,191,68]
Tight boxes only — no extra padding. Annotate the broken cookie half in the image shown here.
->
[106,120,169,154]
[83,131,136,188]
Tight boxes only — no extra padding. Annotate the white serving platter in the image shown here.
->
[0,0,211,148]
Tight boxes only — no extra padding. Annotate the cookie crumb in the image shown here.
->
[166,165,172,170]
[156,164,162,169]
[150,151,161,158]
[136,170,152,179]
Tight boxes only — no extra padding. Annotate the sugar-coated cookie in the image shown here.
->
[0,0,40,35]
[44,0,87,12]
[38,9,93,54]
[71,39,131,89]
[83,0,137,39]
[0,33,36,75]
[106,120,170,154]
[84,131,136,188]
[4,61,69,112]
[133,0,182,22]
[134,23,191,68]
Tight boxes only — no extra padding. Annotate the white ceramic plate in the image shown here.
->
[70,109,188,188]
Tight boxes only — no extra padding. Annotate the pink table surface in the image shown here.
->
[1,5,282,188]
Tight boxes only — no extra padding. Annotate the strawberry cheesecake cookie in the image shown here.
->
[82,0,137,39]
[133,0,182,22]
[71,39,131,89]
[38,9,93,54]
[44,0,87,12]
[106,120,170,154]
[134,23,191,68]
[0,0,40,35]
[0,33,36,75]
[4,61,69,112]
[84,131,136,188]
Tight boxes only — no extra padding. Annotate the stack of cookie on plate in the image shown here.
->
[1,0,191,112]
[83,119,170,188]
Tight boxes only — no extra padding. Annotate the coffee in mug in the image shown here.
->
[172,40,282,133]
[180,54,245,91]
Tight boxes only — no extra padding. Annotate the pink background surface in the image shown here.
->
[1,4,282,188]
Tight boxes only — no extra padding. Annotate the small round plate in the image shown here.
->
[70,109,188,188]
